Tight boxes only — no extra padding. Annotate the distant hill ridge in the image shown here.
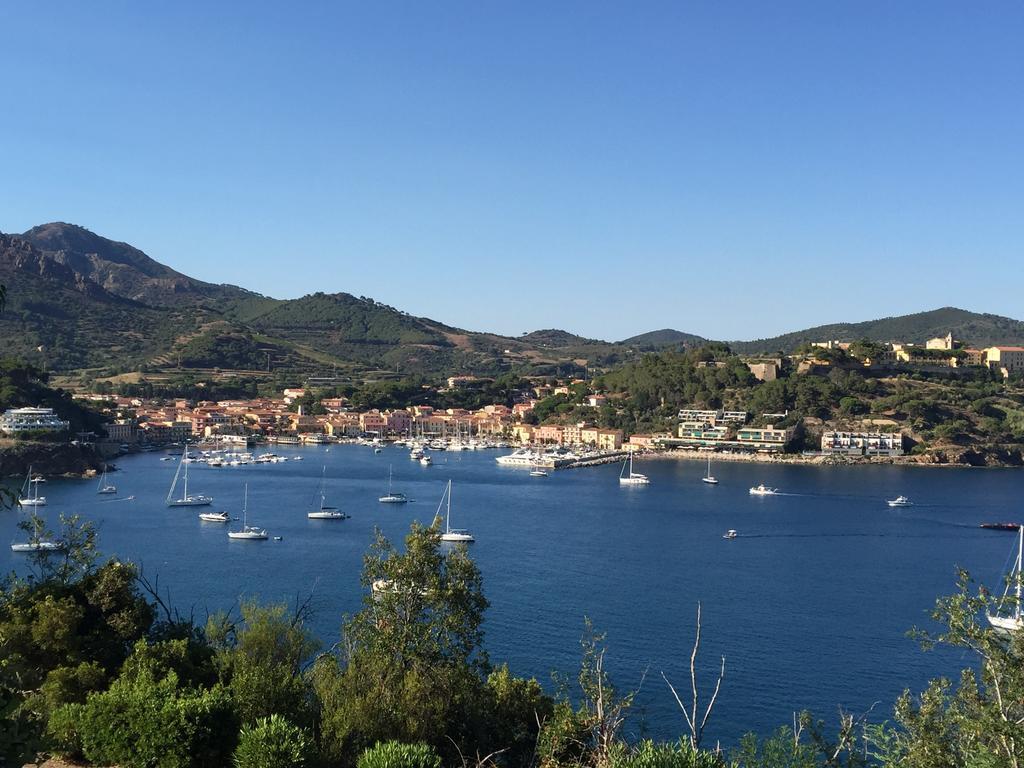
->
[729,307,1024,353]
[2,222,1023,375]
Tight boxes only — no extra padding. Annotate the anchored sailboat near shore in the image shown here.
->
[166,442,212,507]
[228,484,267,540]
[18,467,46,507]
[987,525,1024,635]
[437,480,473,543]
[308,466,348,519]
[619,452,650,486]
[97,464,117,495]
[378,465,408,503]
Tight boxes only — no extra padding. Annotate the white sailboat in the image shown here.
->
[18,467,46,507]
[702,455,719,485]
[437,480,473,542]
[987,525,1024,635]
[97,464,117,495]
[308,466,348,519]
[11,511,61,552]
[378,465,408,503]
[228,485,267,540]
[166,442,212,507]
[619,452,650,485]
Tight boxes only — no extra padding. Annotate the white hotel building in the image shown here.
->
[0,406,70,435]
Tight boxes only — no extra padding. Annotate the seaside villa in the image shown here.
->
[0,406,70,435]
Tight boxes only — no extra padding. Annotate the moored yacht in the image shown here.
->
[437,480,473,543]
[18,468,46,507]
[619,452,650,486]
[308,466,349,519]
[378,466,408,503]
[166,442,212,507]
[987,525,1024,635]
[199,510,230,523]
[228,485,267,540]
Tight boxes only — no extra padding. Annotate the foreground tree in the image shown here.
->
[865,569,1024,767]
[313,522,547,766]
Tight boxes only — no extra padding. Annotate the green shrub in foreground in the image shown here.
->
[233,714,310,768]
[357,740,442,768]
[610,740,724,768]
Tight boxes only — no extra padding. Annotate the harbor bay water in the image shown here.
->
[2,445,1017,745]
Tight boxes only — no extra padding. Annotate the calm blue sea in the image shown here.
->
[3,446,1019,745]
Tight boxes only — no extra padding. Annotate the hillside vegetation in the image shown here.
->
[4,223,1024,382]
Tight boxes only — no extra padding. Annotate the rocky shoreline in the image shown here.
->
[0,440,106,479]
[644,447,1024,468]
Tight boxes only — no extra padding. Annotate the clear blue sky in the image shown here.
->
[2,2,1021,341]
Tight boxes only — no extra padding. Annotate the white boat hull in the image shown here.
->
[11,541,62,552]
[167,496,213,507]
[702,477,719,485]
[441,532,474,543]
[18,498,47,507]
[228,530,267,540]
[378,495,408,503]
[307,511,348,519]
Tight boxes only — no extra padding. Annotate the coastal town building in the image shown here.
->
[925,333,956,350]
[0,406,70,435]
[821,431,904,457]
[735,426,793,448]
[983,346,1024,377]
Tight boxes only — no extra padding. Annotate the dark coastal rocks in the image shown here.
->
[0,440,105,478]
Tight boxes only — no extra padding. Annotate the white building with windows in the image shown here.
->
[821,431,903,457]
[0,406,70,435]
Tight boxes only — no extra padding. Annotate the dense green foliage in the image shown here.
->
[233,714,311,768]
[356,740,442,768]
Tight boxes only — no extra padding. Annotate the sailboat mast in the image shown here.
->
[167,451,184,503]
[1017,525,1022,620]
[446,480,452,533]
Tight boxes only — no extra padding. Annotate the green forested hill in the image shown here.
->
[4,223,1024,380]
[731,307,1024,354]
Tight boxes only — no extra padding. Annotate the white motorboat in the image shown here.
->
[199,510,230,523]
[749,484,778,496]
[378,466,409,503]
[228,485,267,540]
[437,480,474,543]
[887,495,913,507]
[308,466,349,519]
[420,455,432,466]
[496,449,544,467]
[97,464,117,495]
[166,442,212,507]
[987,525,1024,635]
[529,469,549,477]
[702,455,719,485]
[723,529,738,540]
[619,452,650,485]
[18,468,46,507]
